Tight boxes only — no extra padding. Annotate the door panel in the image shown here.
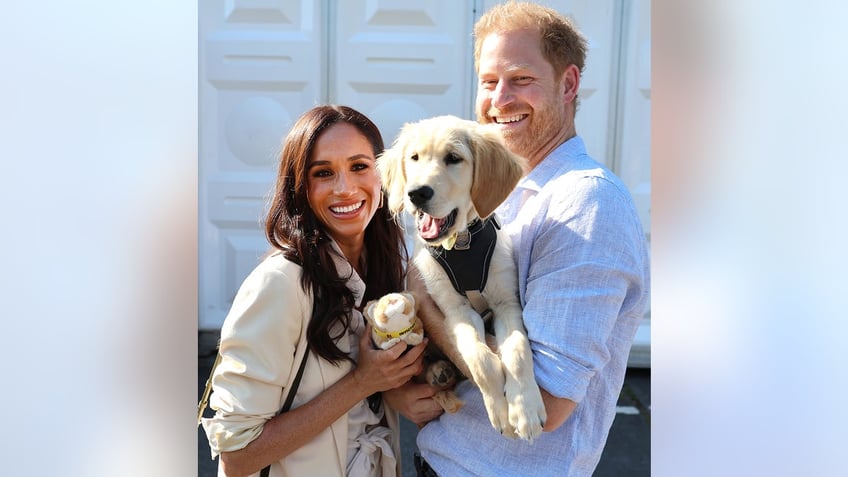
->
[333,0,474,144]
[199,0,324,328]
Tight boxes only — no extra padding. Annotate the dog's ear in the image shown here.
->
[377,127,410,216]
[469,125,527,219]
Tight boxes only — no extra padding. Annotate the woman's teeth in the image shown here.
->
[331,202,363,214]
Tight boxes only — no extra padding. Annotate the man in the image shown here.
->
[385,3,650,476]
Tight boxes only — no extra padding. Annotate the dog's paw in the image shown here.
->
[426,360,458,388]
[507,386,547,443]
[481,392,514,438]
[433,390,464,413]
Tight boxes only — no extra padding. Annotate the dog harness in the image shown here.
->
[427,215,500,321]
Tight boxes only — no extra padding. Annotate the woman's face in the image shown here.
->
[306,122,382,248]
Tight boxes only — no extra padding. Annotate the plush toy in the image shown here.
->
[363,292,424,349]
[363,292,464,413]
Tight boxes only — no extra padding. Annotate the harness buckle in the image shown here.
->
[453,229,471,250]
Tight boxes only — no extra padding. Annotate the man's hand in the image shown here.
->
[383,381,445,427]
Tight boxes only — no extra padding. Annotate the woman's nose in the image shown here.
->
[333,172,353,195]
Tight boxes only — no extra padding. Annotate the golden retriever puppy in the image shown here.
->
[378,115,546,441]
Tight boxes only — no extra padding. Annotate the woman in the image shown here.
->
[202,105,426,477]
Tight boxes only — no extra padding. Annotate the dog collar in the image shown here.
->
[372,322,416,341]
[428,215,500,295]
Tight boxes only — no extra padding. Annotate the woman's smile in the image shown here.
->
[330,200,366,215]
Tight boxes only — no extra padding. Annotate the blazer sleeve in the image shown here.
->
[202,254,311,456]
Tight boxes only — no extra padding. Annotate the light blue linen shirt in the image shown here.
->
[416,136,650,476]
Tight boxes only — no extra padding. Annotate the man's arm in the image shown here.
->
[409,266,576,431]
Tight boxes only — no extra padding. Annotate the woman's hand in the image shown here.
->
[383,381,445,427]
[352,325,427,396]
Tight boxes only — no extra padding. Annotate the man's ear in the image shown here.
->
[562,63,580,105]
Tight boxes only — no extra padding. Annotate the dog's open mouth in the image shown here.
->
[417,209,457,242]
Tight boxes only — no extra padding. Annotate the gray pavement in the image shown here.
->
[198,331,650,476]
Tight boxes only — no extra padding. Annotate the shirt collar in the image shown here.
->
[518,135,587,192]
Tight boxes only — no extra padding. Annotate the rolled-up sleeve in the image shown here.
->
[523,176,646,402]
[201,255,310,456]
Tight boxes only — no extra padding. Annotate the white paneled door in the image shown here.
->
[199,0,651,368]
[199,0,327,329]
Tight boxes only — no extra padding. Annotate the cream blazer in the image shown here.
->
[202,250,402,477]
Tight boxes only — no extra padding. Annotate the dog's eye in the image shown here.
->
[445,152,462,165]
[410,153,418,161]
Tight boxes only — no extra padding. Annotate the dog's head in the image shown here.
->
[378,115,526,249]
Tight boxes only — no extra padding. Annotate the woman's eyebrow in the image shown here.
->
[307,154,374,171]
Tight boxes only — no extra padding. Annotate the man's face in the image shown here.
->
[475,29,567,167]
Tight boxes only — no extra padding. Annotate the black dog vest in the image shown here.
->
[427,215,500,296]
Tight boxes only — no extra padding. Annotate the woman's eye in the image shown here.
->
[312,169,332,178]
[352,163,369,172]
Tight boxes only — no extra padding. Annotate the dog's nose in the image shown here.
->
[408,186,434,207]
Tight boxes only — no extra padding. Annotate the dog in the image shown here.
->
[363,292,464,413]
[377,115,546,441]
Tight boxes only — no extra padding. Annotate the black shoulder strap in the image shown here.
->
[260,348,309,477]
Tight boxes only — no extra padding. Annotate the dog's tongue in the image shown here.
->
[419,213,441,239]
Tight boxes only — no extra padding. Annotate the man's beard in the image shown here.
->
[484,95,565,162]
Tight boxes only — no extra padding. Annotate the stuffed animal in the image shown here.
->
[363,292,464,413]
[363,292,424,349]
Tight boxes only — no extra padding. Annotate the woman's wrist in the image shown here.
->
[345,367,376,402]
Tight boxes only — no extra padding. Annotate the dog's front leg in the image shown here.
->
[443,307,512,436]
[492,301,547,442]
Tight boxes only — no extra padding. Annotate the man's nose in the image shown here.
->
[491,80,514,109]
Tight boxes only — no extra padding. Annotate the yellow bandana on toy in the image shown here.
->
[371,321,416,340]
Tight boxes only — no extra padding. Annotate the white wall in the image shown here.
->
[198,0,651,358]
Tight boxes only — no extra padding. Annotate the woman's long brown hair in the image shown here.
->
[265,105,407,365]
